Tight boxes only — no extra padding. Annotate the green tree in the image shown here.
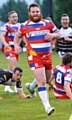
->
[0,0,28,23]
[15,0,28,22]
[53,0,72,26]
[41,0,53,19]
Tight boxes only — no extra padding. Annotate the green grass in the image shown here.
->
[0,51,72,120]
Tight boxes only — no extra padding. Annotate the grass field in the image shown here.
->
[0,51,72,120]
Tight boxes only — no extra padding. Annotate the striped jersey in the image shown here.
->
[57,26,72,52]
[0,22,20,48]
[18,19,58,56]
[53,64,72,97]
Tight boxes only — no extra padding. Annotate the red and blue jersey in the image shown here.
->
[0,22,20,48]
[53,64,72,98]
[18,19,58,56]
[0,22,20,59]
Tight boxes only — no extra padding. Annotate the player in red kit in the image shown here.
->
[0,11,21,93]
[14,3,61,115]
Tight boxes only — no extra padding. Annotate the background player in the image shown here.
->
[0,11,21,93]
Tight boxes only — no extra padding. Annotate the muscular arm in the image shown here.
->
[64,81,72,100]
[14,32,23,54]
[44,20,61,41]
[44,30,61,41]
[14,32,22,46]
[54,30,62,39]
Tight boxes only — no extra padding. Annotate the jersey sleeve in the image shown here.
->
[0,23,9,34]
[18,23,23,35]
[48,20,59,33]
[64,70,72,83]
[16,81,22,88]
[18,21,27,35]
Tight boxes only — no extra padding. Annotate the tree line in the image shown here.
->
[0,0,72,27]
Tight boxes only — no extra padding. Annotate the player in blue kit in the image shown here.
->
[25,52,72,100]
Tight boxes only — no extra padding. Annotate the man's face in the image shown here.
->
[61,16,69,28]
[28,7,42,22]
[13,70,22,81]
[8,12,18,24]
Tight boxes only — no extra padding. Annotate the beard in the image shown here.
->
[29,14,42,22]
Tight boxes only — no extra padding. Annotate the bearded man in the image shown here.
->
[14,3,61,115]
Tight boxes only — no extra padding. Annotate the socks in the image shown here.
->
[38,86,51,111]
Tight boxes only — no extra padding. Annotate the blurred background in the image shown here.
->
[0,0,72,26]
[0,0,72,51]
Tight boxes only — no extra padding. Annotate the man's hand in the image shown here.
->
[14,45,22,54]
[44,33,56,41]
[4,42,10,48]
[48,85,53,91]
[22,94,32,99]
[25,95,32,98]
[64,37,71,41]
[17,88,32,99]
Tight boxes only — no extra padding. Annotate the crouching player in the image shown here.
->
[0,67,32,99]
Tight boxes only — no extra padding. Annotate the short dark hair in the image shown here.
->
[8,11,17,17]
[13,67,23,73]
[61,13,69,18]
[28,3,41,12]
[62,52,72,65]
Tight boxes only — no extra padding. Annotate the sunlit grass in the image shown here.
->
[0,51,71,120]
